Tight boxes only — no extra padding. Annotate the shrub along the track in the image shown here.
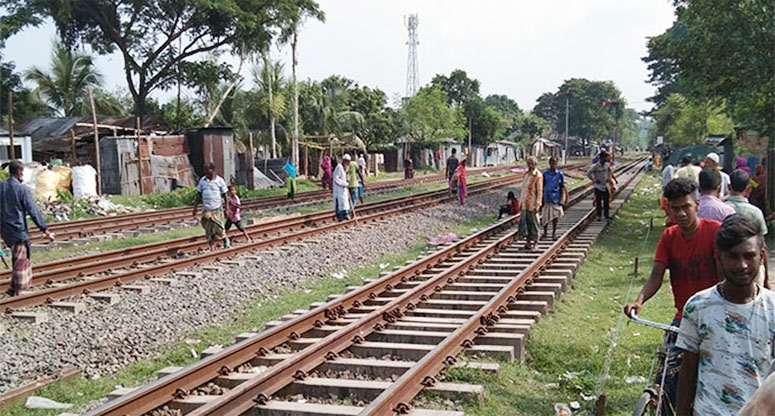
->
[438,173,675,416]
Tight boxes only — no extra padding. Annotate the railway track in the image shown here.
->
[26,165,535,245]
[86,158,646,416]
[0,170,534,313]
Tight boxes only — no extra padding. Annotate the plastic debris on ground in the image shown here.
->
[332,270,347,279]
[24,396,73,409]
[379,263,390,269]
[40,195,140,222]
[554,403,572,416]
[625,375,648,384]
[427,232,459,246]
[481,172,491,177]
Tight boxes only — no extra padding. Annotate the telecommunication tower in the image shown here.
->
[404,14,419,98]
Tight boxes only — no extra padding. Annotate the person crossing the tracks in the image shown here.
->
[587,150,613,220]
[624,177,723,409]
[358,153,368,178]
[193,163,231,251]
[518,155,543,250]
[333,154,352,221]
[446,148,459,195]
[454,158,467,205]
[675,215,775,416]
[320,155,333,191]
[697,169,736,223]
[348,153,365,206]
[225,185,252,242]
[283,159,297,201]
[1,160,55,297]
[404,154,414,179]
[541,156,568,240]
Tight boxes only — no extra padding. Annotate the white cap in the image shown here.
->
[343,153,351,161]
[706,152,720,163]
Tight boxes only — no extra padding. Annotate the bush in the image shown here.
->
[142,187,198,208]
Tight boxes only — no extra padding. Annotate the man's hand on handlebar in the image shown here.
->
[623,301,642,317]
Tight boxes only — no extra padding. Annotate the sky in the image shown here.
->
[2,0,677,113]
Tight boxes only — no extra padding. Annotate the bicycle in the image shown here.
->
[627,311,680,416]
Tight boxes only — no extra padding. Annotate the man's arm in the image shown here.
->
[623,262,667,316]
[192,192,202,216]
[586,166,595,182]
[676,351,699,416]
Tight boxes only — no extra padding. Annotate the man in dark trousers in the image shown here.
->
[446,148,459,194]
[1,160,54,296]
[586,151,613,220]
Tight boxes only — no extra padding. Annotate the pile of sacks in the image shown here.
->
[22,163,98,201]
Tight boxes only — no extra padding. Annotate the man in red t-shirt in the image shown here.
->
[624,177,721,410]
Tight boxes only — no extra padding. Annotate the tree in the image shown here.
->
[465,97,508,146]
[431,70,480,106]
[643,0,774,138]
[24,42,102,117]
[348,85,392,149]
[512,111,549,146]
[653,93,734,146]
[532,79,626,143]
[0,55,50,125]
[484,94,522,138]
[1,0,324,121]
[400,86,466,145]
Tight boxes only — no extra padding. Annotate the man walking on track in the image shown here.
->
[624,177,722,409]
[587,151,613,220]
[518,156,543,250]
[446,148,459,195]
[193,163,230,251]
[333,154,352,221]
[541,157,567,240]
[1,160,54,296]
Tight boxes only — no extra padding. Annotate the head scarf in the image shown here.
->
[736,157,751,175]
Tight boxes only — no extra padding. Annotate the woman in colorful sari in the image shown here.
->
[320,156,333,191]
[454,159,467,205]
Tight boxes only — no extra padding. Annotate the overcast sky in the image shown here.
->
[3,0,676,113]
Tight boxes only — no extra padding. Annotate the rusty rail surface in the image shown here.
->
[0,172,526,313]
[86,158,644,416]
[27,165,531,244]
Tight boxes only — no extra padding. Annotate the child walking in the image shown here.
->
[225,185,252,242]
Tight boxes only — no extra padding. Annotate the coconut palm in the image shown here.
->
[25,43,103,117]
[253,57,287,158]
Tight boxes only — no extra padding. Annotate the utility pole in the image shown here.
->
[554,91,569,163]
[88,87,102,194]
[7,92,14,160]
[291,29,300,169]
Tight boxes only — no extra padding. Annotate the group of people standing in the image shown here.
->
[623,151,774,415]
[320,153,366,221]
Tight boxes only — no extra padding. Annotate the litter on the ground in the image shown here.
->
[24,396,73,409]
[379,263,390,269]
[427,233,459,246]
[554,403,572,416]
[625,375,648,384]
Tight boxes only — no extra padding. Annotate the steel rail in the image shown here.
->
[86,158,642,416]
[360,160,646,415]
[27,165,530,243]
[0,173,525,313]
[0,173,521,292]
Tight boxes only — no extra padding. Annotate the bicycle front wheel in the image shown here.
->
[633,391,658,416]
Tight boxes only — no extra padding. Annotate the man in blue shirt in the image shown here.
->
[542,157,567,240]
[1,160,54,296]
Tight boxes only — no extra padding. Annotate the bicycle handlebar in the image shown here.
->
[628,311,680,334]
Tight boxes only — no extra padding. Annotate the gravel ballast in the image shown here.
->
[0,186,515,394]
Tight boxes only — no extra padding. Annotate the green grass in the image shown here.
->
[1,208,501,416]
[429,173,676,416]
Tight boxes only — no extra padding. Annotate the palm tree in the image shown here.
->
[25,43,103,117]
[253,57,287,158]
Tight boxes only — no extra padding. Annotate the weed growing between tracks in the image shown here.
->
[421,173,675,416]
[1,206,509,416]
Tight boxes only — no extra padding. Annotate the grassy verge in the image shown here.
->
[1,209,504,416]
[429,173,675,416]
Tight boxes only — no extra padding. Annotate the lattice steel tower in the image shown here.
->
[404,14,419,98]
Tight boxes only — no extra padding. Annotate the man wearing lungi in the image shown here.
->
[193,163,230,251]
[1,160,54,296]
[541,157,568,240]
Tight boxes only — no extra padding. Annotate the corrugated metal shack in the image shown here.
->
[185,128,235,184]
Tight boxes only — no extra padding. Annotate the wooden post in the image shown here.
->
[304,144,309,177]
[7,92,14,160]
[70,129,77,161]
[248,131,255,190]
[87,87,101,194]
